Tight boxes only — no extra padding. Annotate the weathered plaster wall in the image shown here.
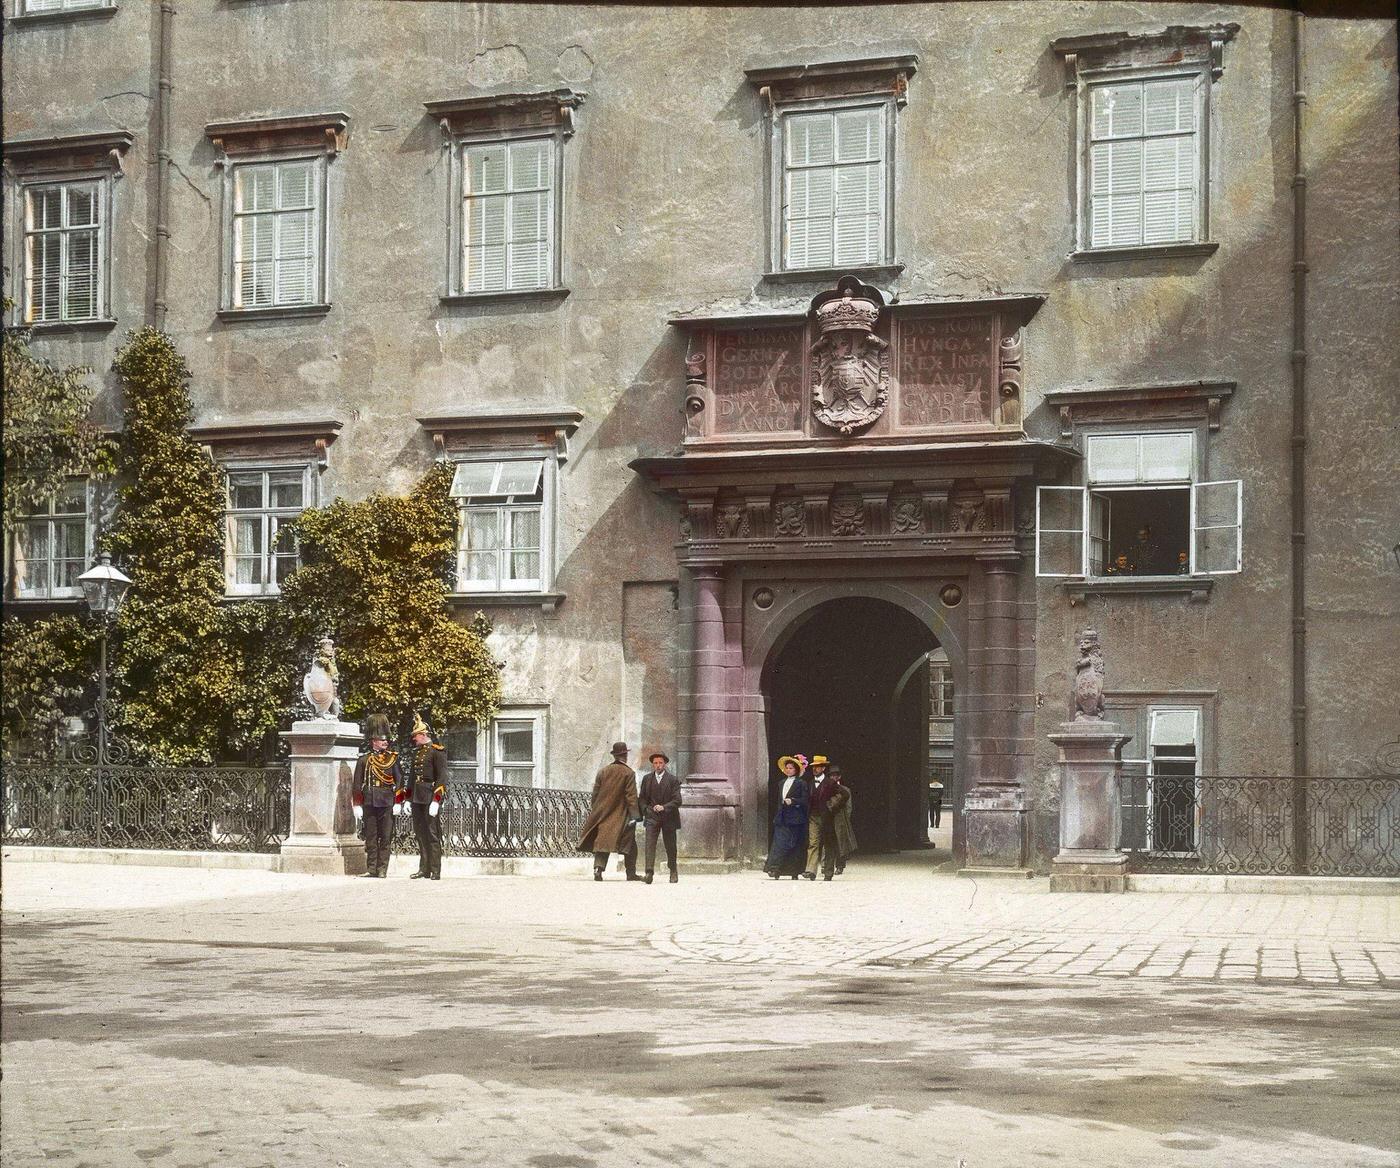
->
[4,3,1396,815]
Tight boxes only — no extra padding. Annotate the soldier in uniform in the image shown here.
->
[404,712,448,880]
[351,713,404,878]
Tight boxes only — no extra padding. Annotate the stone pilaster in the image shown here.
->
[679,562,739,860]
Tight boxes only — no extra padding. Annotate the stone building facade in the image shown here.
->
[4,1,1397,869]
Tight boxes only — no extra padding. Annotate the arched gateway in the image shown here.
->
[632,276,1074,872]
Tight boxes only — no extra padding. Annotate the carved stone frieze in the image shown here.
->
[998,330,1024,428]
[774,499,806,538]
[892,498,923,534]
[830,499,866,537]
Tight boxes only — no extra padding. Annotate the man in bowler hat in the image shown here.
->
[577,741,642,881]
[639,750,682,884]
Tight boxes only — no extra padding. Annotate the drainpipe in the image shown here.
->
[1289,7,1309,868]
[150,0,175,329]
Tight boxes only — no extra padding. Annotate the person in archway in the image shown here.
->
[811,763,851,881]
[801,754,830,878]
[831,767,857,876]
[764,754,809,879]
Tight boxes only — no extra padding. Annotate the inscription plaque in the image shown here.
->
[897,314,998,428]
[712,327,804,435]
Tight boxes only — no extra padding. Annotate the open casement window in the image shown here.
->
[23,180,103,324]
[451,459,546,592]
[462,138,553,294]
[231,160,321,309]
[782,104,886,270]
[1088,75,1202,249]
[8,478,91,599]
[1036,433,1241,578]
[224,467,308,595]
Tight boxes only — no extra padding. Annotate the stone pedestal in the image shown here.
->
[959,787,1029,876]
[677,780,740,863]
[279,719,366,876]
[1048,720,1132,892]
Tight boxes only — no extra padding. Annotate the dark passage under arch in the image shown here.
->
[763,596,940,855]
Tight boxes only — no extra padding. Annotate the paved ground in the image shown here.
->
[3,856,1398,1168]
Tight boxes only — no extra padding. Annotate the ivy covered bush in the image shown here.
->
[1,614,99,755]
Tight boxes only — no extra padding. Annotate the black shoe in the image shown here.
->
[594,869,604,881]
[429,873,440,880]
[669,870,678,884]
[790,874,799,880]
[801,872,816,881]
[835,866,845,875]
[823,873,833,881]
[625,873,644,882]
[410,872,427,879]
[644,872,654,885]
[767,871,779,880]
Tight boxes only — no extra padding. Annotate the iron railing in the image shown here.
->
[390,774,593,858]
[2,761,291,853]
[1119,771,1400,877]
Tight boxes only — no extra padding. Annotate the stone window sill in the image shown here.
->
[3,596,85,609]
[23,317,118,334]
[1063,576,1216,605]
[216,303,331,322]
[7,4,117,27]
[450,591,565,614]
[761,263,904,286]
[1070,242,1219,264]
[440,288,570,308]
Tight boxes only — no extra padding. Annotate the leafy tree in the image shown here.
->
[279,460,502,733]
[102,328,234,764]
[2,301,117,528]
[1,614,99,757]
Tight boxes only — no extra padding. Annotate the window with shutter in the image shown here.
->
[22,180,104,324]
[1087,76,1200,250]
[22,0,105,11]
[781,104,885,271]
[231,160,321,309]
[462,138,553,294]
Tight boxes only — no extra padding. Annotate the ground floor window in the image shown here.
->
[444,708,546,787]
[1119,705,1202,855]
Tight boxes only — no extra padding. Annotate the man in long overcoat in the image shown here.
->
[639,750,682,884]
[577,741,642,881]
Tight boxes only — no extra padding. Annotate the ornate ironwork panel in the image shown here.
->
[390,774,592,858]
[2,762,290,853]
[1119,773,1400,877]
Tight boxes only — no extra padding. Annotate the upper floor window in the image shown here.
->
[229,160,322,310]
[19,0,106,12]
[224,466,308,596]
[7,478,92,600]
[451,458,547,593]
[425,90,582,302]
[206,112,347,318]
[1036,430,1241,579]
[746,55,916,278]
[22,179,104,324]
[1053,24,1237,259]
[930,651,954,717]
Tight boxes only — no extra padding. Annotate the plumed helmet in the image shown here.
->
[411,712,432,738]
[365,713,392,741]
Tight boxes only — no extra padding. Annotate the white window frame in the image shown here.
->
[1036,430,1242,579]
[222,462,315,597]
[18,0,106,13]
[772,96,894,273]
[447,129,566,297]
[1142,707,1201,856]
[6,478,94,600]
[450,452,556,595]
[219,152,329,313]
[1114,699,1208,857]
[1072,57,1214,255]
[17,173,111,325]
[449,708,547,788]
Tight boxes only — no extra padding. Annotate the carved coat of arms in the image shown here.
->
[810,276,889,435]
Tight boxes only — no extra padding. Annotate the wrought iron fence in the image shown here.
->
[1119,771,1400,877]
[388,773,592,858]
[2,762,290,853]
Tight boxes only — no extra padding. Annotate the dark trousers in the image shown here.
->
[411,802,443,876]
[593,831,637,877]
[363,805,393,875]
[928,794,942,829]
[644,821,677,873]
[819,817,840,877]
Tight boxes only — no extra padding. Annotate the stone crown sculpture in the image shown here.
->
[1073,628,1106,721]
[814,282,881,334]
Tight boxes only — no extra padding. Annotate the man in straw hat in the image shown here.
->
[351,713,404,878]
[403,712,448,880]
[802,754,831,880]
[577,741,642,881]
[638,749,682,885]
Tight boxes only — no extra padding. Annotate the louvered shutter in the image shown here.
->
[464,144,509,293]
[784,111,836,269]
[507,140,551,290]
[25,187,62,322]
[234,166,277,307]
[275,162,317,305]
[833,108,882,266]
[64,184,100,320]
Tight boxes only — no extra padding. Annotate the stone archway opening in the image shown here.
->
[761,596,940,856]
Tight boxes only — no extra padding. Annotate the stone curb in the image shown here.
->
[1126,873,1400,897]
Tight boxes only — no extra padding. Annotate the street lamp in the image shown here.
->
[76,553,132,764]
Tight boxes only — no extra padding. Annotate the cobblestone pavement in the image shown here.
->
[3,857,1398,1168]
